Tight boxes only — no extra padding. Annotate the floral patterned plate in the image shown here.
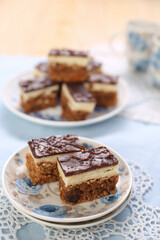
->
[17,190,131,229]
[2,71,129,127]
[2,137,132,223]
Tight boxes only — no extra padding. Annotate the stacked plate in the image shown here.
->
[2,137,132,229]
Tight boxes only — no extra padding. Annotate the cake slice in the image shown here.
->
[26,135,85,185]
[87,59,102,75]
[48,49,90,82]
[85,73,118,107]
[61,83,96,121]
[57,146,119,205]
[19,76,60,113]
[34,62,49,77]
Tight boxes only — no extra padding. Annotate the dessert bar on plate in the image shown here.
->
[34,59,101,78]
[57,146,119,205]
[34,62,49,77]
[26,135,85,185]
[85,73,118,107]
[61,83,96,121]
[19,76,60,113]
[48,49,90,82]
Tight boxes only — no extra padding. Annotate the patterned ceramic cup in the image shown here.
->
[126,20,160,71]
[149,31,160,87]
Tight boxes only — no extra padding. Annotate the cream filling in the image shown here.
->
[62,84,96,112]
[30,150,78,164]
[57,162,119,187]
[20,85,59,102]
[85,82,117,92]
[34,68,47,77]
[49,55,89,67]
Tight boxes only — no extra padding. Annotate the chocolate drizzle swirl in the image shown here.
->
[49,49,88,57]
[58,146,119,176]
[19,76,57,92]
[86,73,118,84]
[66,83,96,102]
[28,135,85,158]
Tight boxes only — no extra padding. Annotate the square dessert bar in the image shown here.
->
[61,83,96,121]
[85,73,118,107]
[57,146,119,205]
[48,49,90,82]
[34,62,49,77]
[26,135,85,185]
[19,76,60,113]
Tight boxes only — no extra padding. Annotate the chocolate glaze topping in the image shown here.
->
[86,73,118,84]
[87,59,102,71]
[19,76,58,92]
[66,83,96,102]
[49,49,88,57]
[35,62,49,73]
[28,135,85,158]
[58,146,119,176]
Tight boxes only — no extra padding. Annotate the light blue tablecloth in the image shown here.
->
[0,55,160,240]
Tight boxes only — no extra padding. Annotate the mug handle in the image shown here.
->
[109,31,126,57]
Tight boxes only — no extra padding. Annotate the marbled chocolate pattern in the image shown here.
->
[58,146,119,176]
[28,134,85,158]
[19,76,57,92]
[86,73,118,84]
[49,49,88,57]
[67,83,96,102]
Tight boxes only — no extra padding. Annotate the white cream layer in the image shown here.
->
[20,85,59,102]
[49,55,89,67]
[62,84,96,112]
[30,150,73,164]
[57,162,119,187]
[85,82,117,92]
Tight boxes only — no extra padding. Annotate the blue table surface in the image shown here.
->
[0,55,160,240]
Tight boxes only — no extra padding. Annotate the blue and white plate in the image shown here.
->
[18,191,131,229]
[2,137,132,223]
[2,71,129,127]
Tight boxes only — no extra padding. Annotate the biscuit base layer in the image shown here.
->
[20,93,57,113]
[61,91,92,121]
[59,174,119,205]
[49,63,88,82]
[26,153,58,185]
[90,91,117,107]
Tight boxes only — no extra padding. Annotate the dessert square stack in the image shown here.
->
[19,48,119,120]
[26,134,119,205]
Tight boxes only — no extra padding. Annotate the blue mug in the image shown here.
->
[111,20,160,72]
[149,31,160,87]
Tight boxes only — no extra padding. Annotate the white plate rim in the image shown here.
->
[15,189,132,229]
[2,71,130,127]
[2,137,132,223]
